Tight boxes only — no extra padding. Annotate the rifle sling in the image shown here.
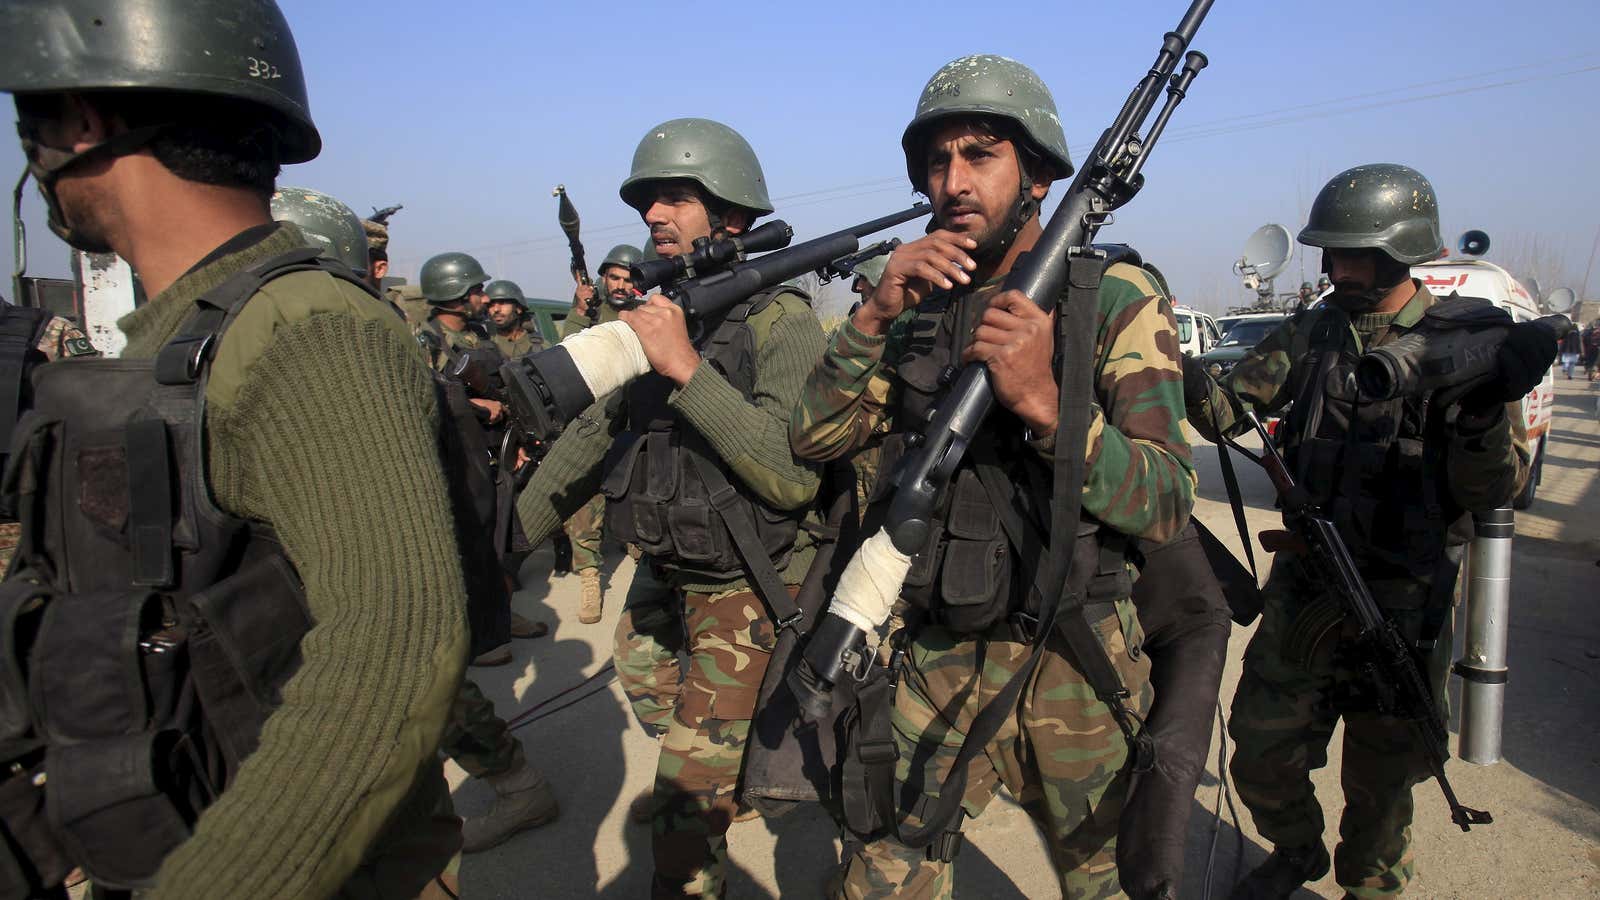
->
[685,448,802,629]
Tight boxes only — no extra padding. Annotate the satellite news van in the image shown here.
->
[1412,231,1557,509]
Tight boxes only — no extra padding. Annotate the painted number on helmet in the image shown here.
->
[247,57,282,80]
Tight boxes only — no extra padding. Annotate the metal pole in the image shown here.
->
[1581,224,1600,301]
[1454,507,1514,766]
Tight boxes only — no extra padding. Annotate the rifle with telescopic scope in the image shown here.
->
[495,203,931,466]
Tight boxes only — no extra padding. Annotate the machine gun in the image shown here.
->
[1224,404,1493,832]
[797,0,1214,703]
[627,204,931,318]
[369,204,403,226]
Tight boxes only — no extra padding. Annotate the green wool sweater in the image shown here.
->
[517,291,827,595]
[118,225,469,899]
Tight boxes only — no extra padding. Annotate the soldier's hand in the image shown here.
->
[469,397,506,425]
[961,290,1057,435]
[573,282,596,308]
[619,295,700,386]
[853,230,978,336]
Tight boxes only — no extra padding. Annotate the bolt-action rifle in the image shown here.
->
[1226,403,1493,833]
[369,204,403,225]
[626,204,932,318]
[821,238,901,283]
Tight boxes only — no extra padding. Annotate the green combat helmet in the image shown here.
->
[485,279,528,312]
[901,54,1073,194]
[1300,281,1315,292]
[0,0,320,164]
[1298,163,1443,265]
[599,244,645,275]
[619,118,774,217]
[271,186,368,276]
[420,252,490,304]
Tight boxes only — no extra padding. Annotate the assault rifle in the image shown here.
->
[369,204,403,225]
[1227,405,1493,833]
[627,204,932,318]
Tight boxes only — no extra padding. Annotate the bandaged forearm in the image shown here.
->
[558,320,652,399]
[826,529,912,633]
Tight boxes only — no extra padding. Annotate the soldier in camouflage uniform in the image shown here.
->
[363,217,391,291]
[563,244,645,624]
[1185,164,1531,899]
[485,279,544,358]
[790,56,1195,900]
[514,119,826,897]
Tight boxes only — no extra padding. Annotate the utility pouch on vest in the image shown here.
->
[936,470,1011,633]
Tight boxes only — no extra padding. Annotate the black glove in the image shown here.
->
[1180,353,1214,408]
[1490,322,1559,403]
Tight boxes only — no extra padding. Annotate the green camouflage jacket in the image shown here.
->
[1188,283,1528,516]
[789,262,1196,544]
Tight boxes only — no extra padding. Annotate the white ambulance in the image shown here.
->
[1411,257,1555,509]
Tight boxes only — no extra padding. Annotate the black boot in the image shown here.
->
[1230,843,1330,900]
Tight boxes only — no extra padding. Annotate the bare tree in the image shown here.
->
[1497,233,1574,301]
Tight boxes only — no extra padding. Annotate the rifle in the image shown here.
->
[628,204,932,319]
[369,204,403,226]
[800,0,1213,688]
[1225,404,1493,833]
[821,238,901,283]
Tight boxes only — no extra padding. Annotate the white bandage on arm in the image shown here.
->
[827,528,913,634]
[558,320,652,399]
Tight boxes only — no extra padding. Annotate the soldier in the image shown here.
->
[0,0,471,895]
[514,118,826,896]
[485,279,544,358]
[364,217,391,289]
[1185,164,1533,899]
[789,55,1194,899]
[270,185,372,281]
[1295,280,1317,310]
[561,243,645,625]
[417,251,494,365]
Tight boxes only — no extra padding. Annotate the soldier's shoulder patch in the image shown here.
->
[63,336,97,357]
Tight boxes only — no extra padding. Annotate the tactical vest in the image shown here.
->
[1280,306,1460,582]
[0,249,381,893]
[875,283,1132,636]
[603,290,804,585]
[0,305,57,486]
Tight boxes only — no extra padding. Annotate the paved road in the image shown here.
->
[457,379,1600,898]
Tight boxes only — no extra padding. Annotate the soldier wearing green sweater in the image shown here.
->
[0,1,469,897]
[516,119,826,897]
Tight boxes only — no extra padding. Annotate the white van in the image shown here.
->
[1174,305,1221,358]
[1411,257,1555,508]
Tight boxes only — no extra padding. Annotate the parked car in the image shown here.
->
[1199,313,1288,379]
[1174,305,1221,358]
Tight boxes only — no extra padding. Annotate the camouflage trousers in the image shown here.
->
[0,522,17,573]
[614,563,681,736]
[1228,558,1454,898]
[612,579,783,898]
[564,493,607,573]
[840,600,1151,900]
[441,677,522,779]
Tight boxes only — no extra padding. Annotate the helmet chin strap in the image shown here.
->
[972,172,1039,265]
[18,124,168,254]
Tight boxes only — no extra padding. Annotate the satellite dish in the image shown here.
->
[1545,286,1576,315]
[1458,229,1490,256]
[1236,224,1293,282]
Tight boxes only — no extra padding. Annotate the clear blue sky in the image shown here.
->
[6,0,1599,315]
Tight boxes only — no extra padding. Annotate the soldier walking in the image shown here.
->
[1185,164,1535,899]
[515,119,827,897]
[789,55,1195,899]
